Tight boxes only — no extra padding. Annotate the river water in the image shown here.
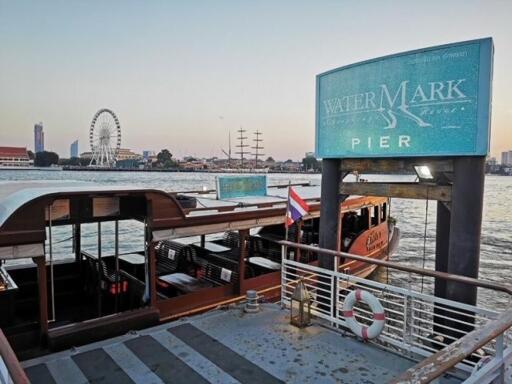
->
[1,170,511,310]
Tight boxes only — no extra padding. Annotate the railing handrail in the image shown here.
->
[278,240,512,296]
[0,328,29,384]
[389,308,512,384]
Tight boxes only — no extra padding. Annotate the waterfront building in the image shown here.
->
[79,151,93,160]
[501,150,512,166]
[34,122,44,153]
[70,140,79,158]
[117,148,142,161]
[0,146,32,167]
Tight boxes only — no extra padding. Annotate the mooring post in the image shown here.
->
[319,159,342,269]
[445,157,486,332]
[446,157,485,304]
[318,159,342,316]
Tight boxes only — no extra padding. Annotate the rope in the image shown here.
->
[420,187,430,293]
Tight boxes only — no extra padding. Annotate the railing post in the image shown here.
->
[281,244,286,308]
[332,255,339,323]
[496,334,505,383]
[403,287,414,357]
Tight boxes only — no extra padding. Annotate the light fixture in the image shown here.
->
[290,278,312,328]
[414,165,434,181]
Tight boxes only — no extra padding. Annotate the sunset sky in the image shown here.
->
[0,0,511,160]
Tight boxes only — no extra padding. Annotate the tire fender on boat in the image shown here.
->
[342,289,385,340]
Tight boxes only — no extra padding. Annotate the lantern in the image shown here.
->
[290,278,312,328]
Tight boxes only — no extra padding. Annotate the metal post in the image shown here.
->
[114,220,119,312]
[434,201,451,333]
[74,224,81,263]
[47,206,56,322]
[280,244,287,308]
[238,229,248,295]
[318,159,343,315]
[332,253,339,321]
[319,159,343,270]
[496,334,505,383]
[97,221,102,316]
[446,157,485,331]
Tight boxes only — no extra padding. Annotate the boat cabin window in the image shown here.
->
[371,206,380,227]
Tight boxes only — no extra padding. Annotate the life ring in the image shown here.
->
[342,289,385,340]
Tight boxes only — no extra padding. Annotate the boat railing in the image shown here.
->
[0,328,29,384]
[279,240,512,383]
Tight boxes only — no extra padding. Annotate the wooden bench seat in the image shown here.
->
[158,273,213,293]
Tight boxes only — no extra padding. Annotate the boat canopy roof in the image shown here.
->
[0,181,187,249]
[0,180,386,256]
[0,181,152,227]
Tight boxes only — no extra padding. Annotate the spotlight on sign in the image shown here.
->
[414,165,434,181]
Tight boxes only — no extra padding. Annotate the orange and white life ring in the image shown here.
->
[342,289,385,340]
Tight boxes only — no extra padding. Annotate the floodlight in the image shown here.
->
[414,165,434,180]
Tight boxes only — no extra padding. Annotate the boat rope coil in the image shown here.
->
[342,289,386,340]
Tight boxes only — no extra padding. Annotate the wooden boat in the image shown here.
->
[0,181,399,358]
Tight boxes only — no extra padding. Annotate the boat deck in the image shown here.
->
[22,304,461,384]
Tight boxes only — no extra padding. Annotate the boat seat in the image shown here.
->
[99,260,128,295]
[158,272,214,294]
[222,231,240,248]
[156,241,196,276]
[202,263,239,286]
[248,257,281,271]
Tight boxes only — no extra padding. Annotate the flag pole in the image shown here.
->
[285,180,291,242]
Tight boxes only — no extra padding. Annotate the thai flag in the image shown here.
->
[286,187,310,227]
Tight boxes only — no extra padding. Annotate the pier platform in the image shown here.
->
[22,304,460,384]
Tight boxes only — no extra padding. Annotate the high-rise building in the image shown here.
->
[501,151,512,166]
[143,150,155,160]
[70,140,79,158]
[34,122,44,153]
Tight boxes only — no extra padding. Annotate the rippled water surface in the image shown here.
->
[1,170,511,310]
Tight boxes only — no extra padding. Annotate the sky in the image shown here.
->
[0,0,511,161]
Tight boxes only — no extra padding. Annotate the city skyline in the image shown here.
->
[1,1,512,159]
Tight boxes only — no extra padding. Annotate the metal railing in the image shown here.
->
[279,241,512,383]
[0,329,29,384]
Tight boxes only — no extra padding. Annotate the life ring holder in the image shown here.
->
[342,289,386,340]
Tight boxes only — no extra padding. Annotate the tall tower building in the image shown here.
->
[70,140,79,158]
[34,122,44,153]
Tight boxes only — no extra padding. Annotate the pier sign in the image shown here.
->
[216,175,267,199]
[316,38,493,158]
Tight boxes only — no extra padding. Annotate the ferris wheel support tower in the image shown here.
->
[89,108,121,167]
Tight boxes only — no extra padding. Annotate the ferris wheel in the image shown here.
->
[89,108,121,167]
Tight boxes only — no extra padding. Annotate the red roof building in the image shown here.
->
[0,147,32,167]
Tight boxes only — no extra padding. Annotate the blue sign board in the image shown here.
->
[216,175,267,199]
[316,38,493,158]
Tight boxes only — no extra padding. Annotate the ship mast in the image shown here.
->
[235,127,249,169]
[252,130,264,169]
